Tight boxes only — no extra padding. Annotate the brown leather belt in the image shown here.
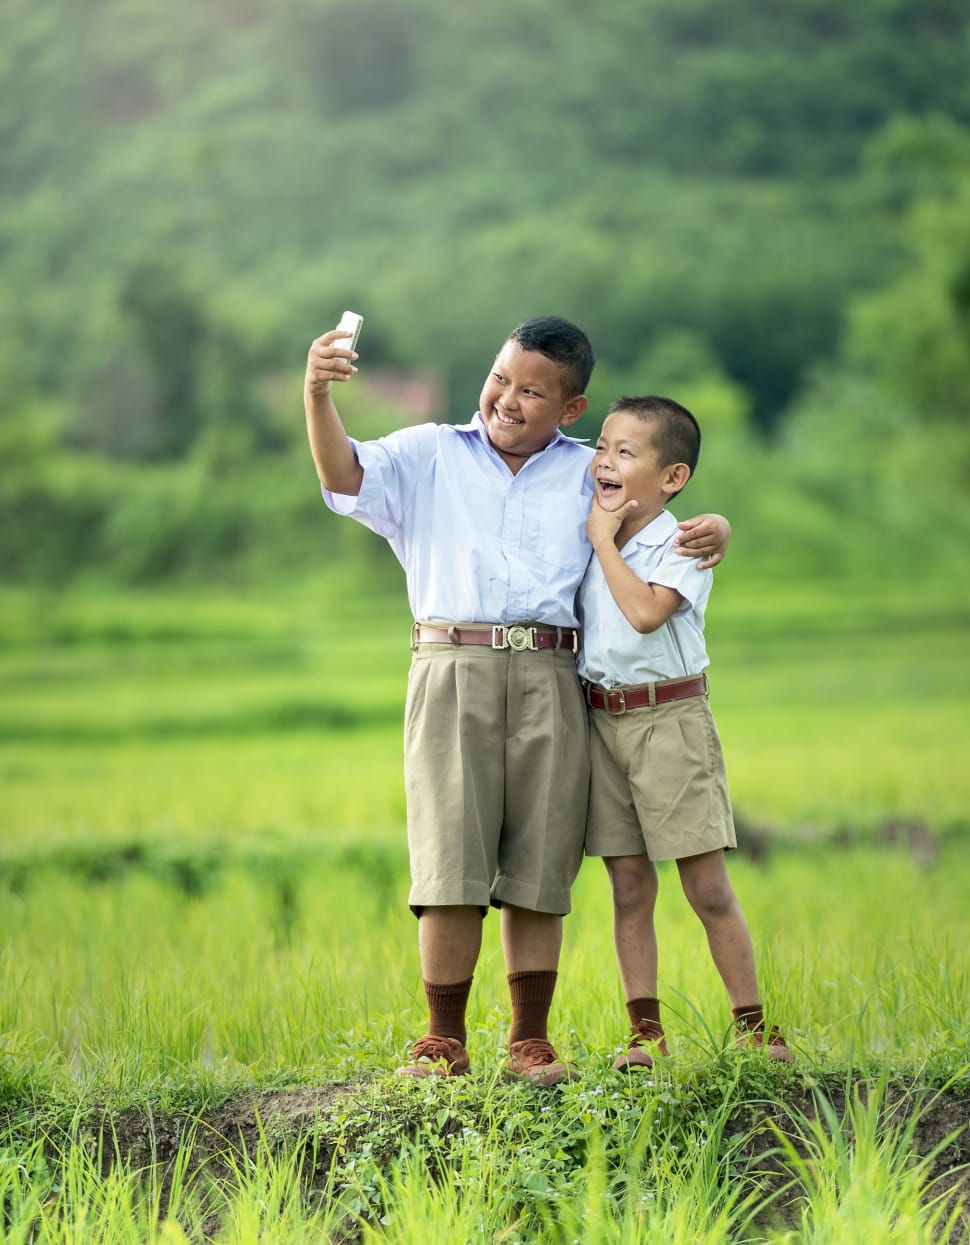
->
[411,622,579,654]
[584,674,708,714]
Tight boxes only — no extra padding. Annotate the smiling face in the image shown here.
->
[478,341,587,472]
[591,410,689,535]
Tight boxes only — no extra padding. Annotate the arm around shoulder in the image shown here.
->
[674,513,731,569]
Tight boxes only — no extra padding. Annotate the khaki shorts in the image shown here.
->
[585,694,735,861]
[404,639,589,914]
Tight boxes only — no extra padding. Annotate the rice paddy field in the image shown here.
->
[1,568,969,1242]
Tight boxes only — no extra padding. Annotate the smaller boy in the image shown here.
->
[577,395,794,1068]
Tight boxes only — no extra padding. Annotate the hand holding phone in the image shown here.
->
[335,310,363,353]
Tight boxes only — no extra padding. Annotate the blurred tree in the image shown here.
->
[284,0,431,116]
[72,262,280,460]
[119,261,207,458]
[3,0,970,581]
[847,129,970,424]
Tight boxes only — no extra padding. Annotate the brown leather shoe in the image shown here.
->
[507,1038,579,1086]
[613,1020,670,1071]
[395,1035,470,1077]
[735,1022,795,1062]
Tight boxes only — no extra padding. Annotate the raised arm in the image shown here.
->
[673,513,731,569]
[587,499,684,635]
[303,326,365,495]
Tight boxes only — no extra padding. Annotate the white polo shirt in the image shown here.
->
[577,509,712,687]
[323,413,594,627]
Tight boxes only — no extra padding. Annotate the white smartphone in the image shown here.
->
[335,310,363,353]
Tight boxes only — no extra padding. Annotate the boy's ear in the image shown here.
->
[559,394,588,427]
[664,463,691,494]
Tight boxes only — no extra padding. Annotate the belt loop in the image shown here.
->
[410,621,419,651]
[648,682,657,707]
[702,673,709,696]
[447,625,459,646]
[555,626,562,651]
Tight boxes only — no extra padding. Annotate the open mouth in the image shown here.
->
[493,408,523,427]
[597,478,622,496]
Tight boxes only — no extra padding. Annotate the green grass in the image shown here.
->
[1,842,968,1098]
[1,571,969,1240]
[2,572,968,845]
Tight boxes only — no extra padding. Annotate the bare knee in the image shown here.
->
[678,856,737,923]
[605,856,656,918]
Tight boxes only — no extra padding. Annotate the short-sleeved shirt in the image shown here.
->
[322,412,594,913]
[577,509,711,686]
[323,414,594,626]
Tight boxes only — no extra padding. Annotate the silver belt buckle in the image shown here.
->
[507,624,535,652]
[605,688,627,715]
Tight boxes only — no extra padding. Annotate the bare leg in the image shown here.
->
[396,906,481,1076]
[500,904,577,1083]
[604,855,659,1000]
[418,905,483,983]
[500,904,562,973]
[676,850,759,1009]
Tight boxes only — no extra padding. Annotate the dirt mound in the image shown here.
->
[99,1080,969,1197]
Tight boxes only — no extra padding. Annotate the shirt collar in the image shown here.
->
[627,508,678,549]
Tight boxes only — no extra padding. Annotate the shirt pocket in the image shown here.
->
[536,494,591,575]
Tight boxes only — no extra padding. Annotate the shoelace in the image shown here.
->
[412,1035,462,1062]
[630,1022,665,1047]
[511,1038,560,1065]
[737,1022,787,1046]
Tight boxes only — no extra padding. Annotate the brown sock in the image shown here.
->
[626,996,663,1031]
[424,978,473,1043]
[507,970,557,1045]
[732,1004,765,1031]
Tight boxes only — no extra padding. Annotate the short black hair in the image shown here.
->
[607,394,701,488]
[508,316,595,399]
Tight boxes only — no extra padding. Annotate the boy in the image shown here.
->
[578,395,793,1068]
[304,319,730,1085]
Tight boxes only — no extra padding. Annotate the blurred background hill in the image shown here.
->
[2,0,969,585]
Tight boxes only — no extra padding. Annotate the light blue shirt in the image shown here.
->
[323,414,594,626]
[577,509,712,686]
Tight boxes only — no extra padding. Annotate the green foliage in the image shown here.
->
[2,0,968,443]
[2,3,970,585]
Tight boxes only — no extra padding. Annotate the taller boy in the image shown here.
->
[304,315,728,1085]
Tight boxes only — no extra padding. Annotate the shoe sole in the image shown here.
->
[736,1040,795,1062]
[394,1063,470,1078]
[506,1064,578,1087]
[613,1054,660,1071]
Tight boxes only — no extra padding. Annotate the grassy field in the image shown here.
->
[1,571,969,1241]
